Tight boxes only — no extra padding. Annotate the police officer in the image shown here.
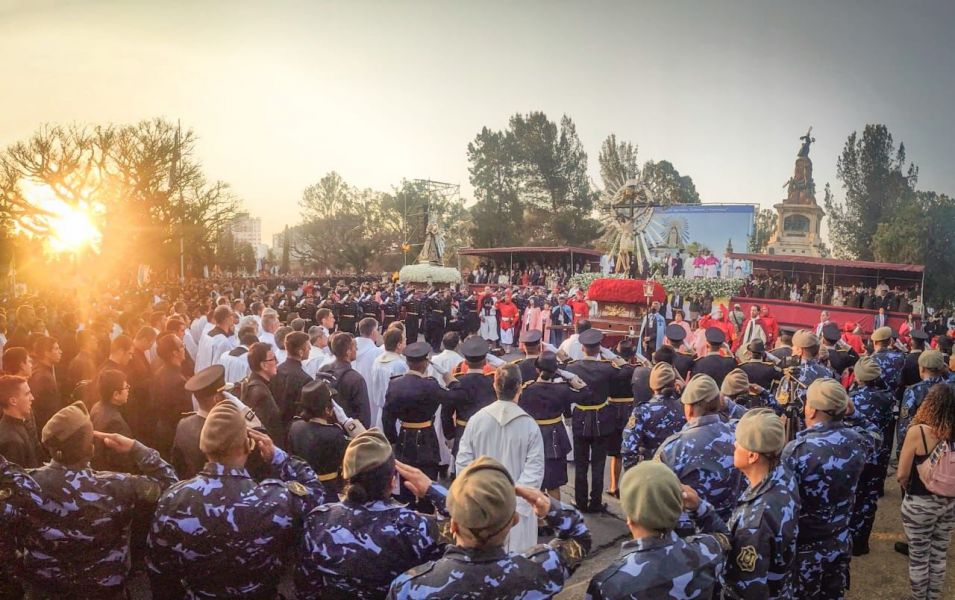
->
[663,323,695,380]
[606,340,637,499]
[402,289,422,344]
[381,292,399,330]
[690,327,737,387]
[656,374,741,525]
[722,409,800,599]
[425,290,449,352]
[297,430,448,598]
[898,349,949,444]
[739,339,782,390]
[785,331,835,427]
[564,328,628,512]
[820,323,859,377]
[287,379,351,496]
[444,337,496,458]
[514,329,545,383]
[383,341,465,511]
[900,329,929,389]
[720,368,779,415]
[870,326,905,397]
[782,379,868,599]
[518,351,580,499]
[0,455,43,600]
[586,461,731,599]
[388,456,592,599]
[769,327,796,365]
[20,402,177,599]
[621,362,685,470]
[339,292,359,335]
[148,401,324,599]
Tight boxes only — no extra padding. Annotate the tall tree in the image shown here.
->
[467,128,522,248]
[598,134,639,190]
[748,208,776,253]
[640,160,700,205]
[825,124,918,260]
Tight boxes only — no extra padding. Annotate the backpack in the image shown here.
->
[916,426,955,497]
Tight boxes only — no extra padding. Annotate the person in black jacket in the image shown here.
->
[271,331,314,433]
[288,379,349,496]
[150,334,192,460]
[0,374,45,467]
[242,342,284,445]
[90,369,136,473]
[319,333,371,429]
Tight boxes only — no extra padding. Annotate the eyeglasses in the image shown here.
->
[263,357,277,363]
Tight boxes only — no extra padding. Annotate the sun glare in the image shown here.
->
[17,180,104,254]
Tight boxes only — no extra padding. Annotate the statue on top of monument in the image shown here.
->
[798,126,815,158]
[417,213,445,266]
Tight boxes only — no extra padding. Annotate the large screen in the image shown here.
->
[644,203,756,274]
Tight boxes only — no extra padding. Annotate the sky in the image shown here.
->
[2,0,954,244]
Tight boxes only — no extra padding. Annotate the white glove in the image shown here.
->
[332,400,348,425]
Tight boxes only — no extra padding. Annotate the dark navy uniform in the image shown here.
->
[425,295,449,352]
[606,362,636,461]
[722,464,800,600]
[672,349,695,380]
[382,297,399,330]
[900,350,922,390]
[629,365,652,405]
[782,421,868,599]
[826,345,859,377]
[403,297,422,343]
[288,417,349,495]
[620,391,686,470]
[339,298,359,335]
[691,352,738,387]
[444,368,496,455]
[739,359,782,391]
[519,375,579,490]
[298,485,449,599]
[148,447,324,599]
[360,296,380,321]
[389,491,591,600]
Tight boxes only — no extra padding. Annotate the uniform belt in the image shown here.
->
[318,472,339,482]
[407,312,419,316]
[609,397,634,403]
[575,401,608,411]
[455,418,469,427]
[535,416,562,426]
[401,421,432,429]
[432,310,445,314]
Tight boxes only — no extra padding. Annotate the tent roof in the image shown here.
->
[458,246,602,258]
[728,252,924,276]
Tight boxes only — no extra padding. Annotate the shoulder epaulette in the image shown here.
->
[521,379,536,389]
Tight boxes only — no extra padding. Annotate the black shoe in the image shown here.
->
[589,502,608,514]
[894,542,909,556]
[852,541,870,556]
[574,503,591,513]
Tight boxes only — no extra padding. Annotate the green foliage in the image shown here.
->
[640,160,701,205]
[467,127,523,248]
[748,208,776,252]
[598,134,639,189]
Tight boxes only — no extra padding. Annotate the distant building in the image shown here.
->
[226,212,262,247]
[271,225,307,271]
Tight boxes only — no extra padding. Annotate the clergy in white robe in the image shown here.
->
[217,329,259,384]
[455,364,544,554]
[195,306,237,373]
[352,320,383,385]
[368,330,409,430]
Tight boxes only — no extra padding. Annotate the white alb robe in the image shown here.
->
[196,329,237,373]
[368,352,408,430]
[352,337,383,385]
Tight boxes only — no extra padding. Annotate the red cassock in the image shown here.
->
[569,299,590,323]
[498,301,519,331]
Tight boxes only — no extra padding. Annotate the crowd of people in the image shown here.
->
[0,274,953,599]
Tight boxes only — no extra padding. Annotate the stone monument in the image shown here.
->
[766,128,826,256]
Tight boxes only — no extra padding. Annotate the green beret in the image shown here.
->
[342,429,393,479]
[720,369,750,397]
[620,461,683,531]
[792,330,819,348]
[807,378,848,413]
[853,356,881,383]
[649,363,676,391]
[447,456,516,536]
[681,374,719,405]
[199,400,249,455]
[735,408,785,454]
[42,401,93,451]
[918,349,946,371]
[871,326,893,342]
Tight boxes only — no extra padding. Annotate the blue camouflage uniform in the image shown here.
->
[898,375,948,445]
[1,457,43,600]
[297,485,448,598]
[719,397,748,422]
[387,486,591,599]
[586,499,731,599]
[656,413,741,524]
[871,349,905,394]
[147,446,324,599]
[848,383,895,547]
[725,389,782,415]
[782,420,867,600]
[793,360,834,409]
[620,391,686,470]
[21,442,177,599]
[722,463,800,600]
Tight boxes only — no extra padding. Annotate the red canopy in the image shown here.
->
[587,278,667,305]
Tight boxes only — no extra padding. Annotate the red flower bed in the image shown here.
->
[587,278,667,305]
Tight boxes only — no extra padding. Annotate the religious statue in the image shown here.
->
[417,221,445,266]
[798,126,815,158]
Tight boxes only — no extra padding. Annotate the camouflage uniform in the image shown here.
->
[1,457,43,600]
[871,349,905,395]
[722,463,800,600]
[898,375,948,445]
[586,499,731,599]
[147,446,324,599]
[656,413,741,523]
[782,421,867,600]
[719,398,748,422]
[21,442,177,598]
[848,384,896,548]
[726,389,781,414]
[620,391,685,470]
[297,485,449,599]
[388,490,591,599]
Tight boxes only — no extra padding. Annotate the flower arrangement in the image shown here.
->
[398,264,462,284]
[569,273,744,299]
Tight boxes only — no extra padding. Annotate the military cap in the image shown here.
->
[535,351,559,373]
[447,456,516,535]
[579,328,604,346]
[620,461,683,531]
[519,329,542,344]
[721,368,750,396]
[403,341,432,360]
[681,374,720,405]
[807,378,849,413]
[911,329,930,342]
[199,400,249,455]
[792,330,819,348]
[185,364,232,398]
[42,401,94,450]
[821,323,842,343]
[301,379,335,412]
[853,356,881,383]
[747,339,765,354]
[342,429,393,479]
[649,362,676,390]
[779,327,797,338]
[736,408,785,454]
[461,337,490,359]
[665,324,686,342]
[871,326,893,342]
[918,349,946,371]
[704,327,725,345]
